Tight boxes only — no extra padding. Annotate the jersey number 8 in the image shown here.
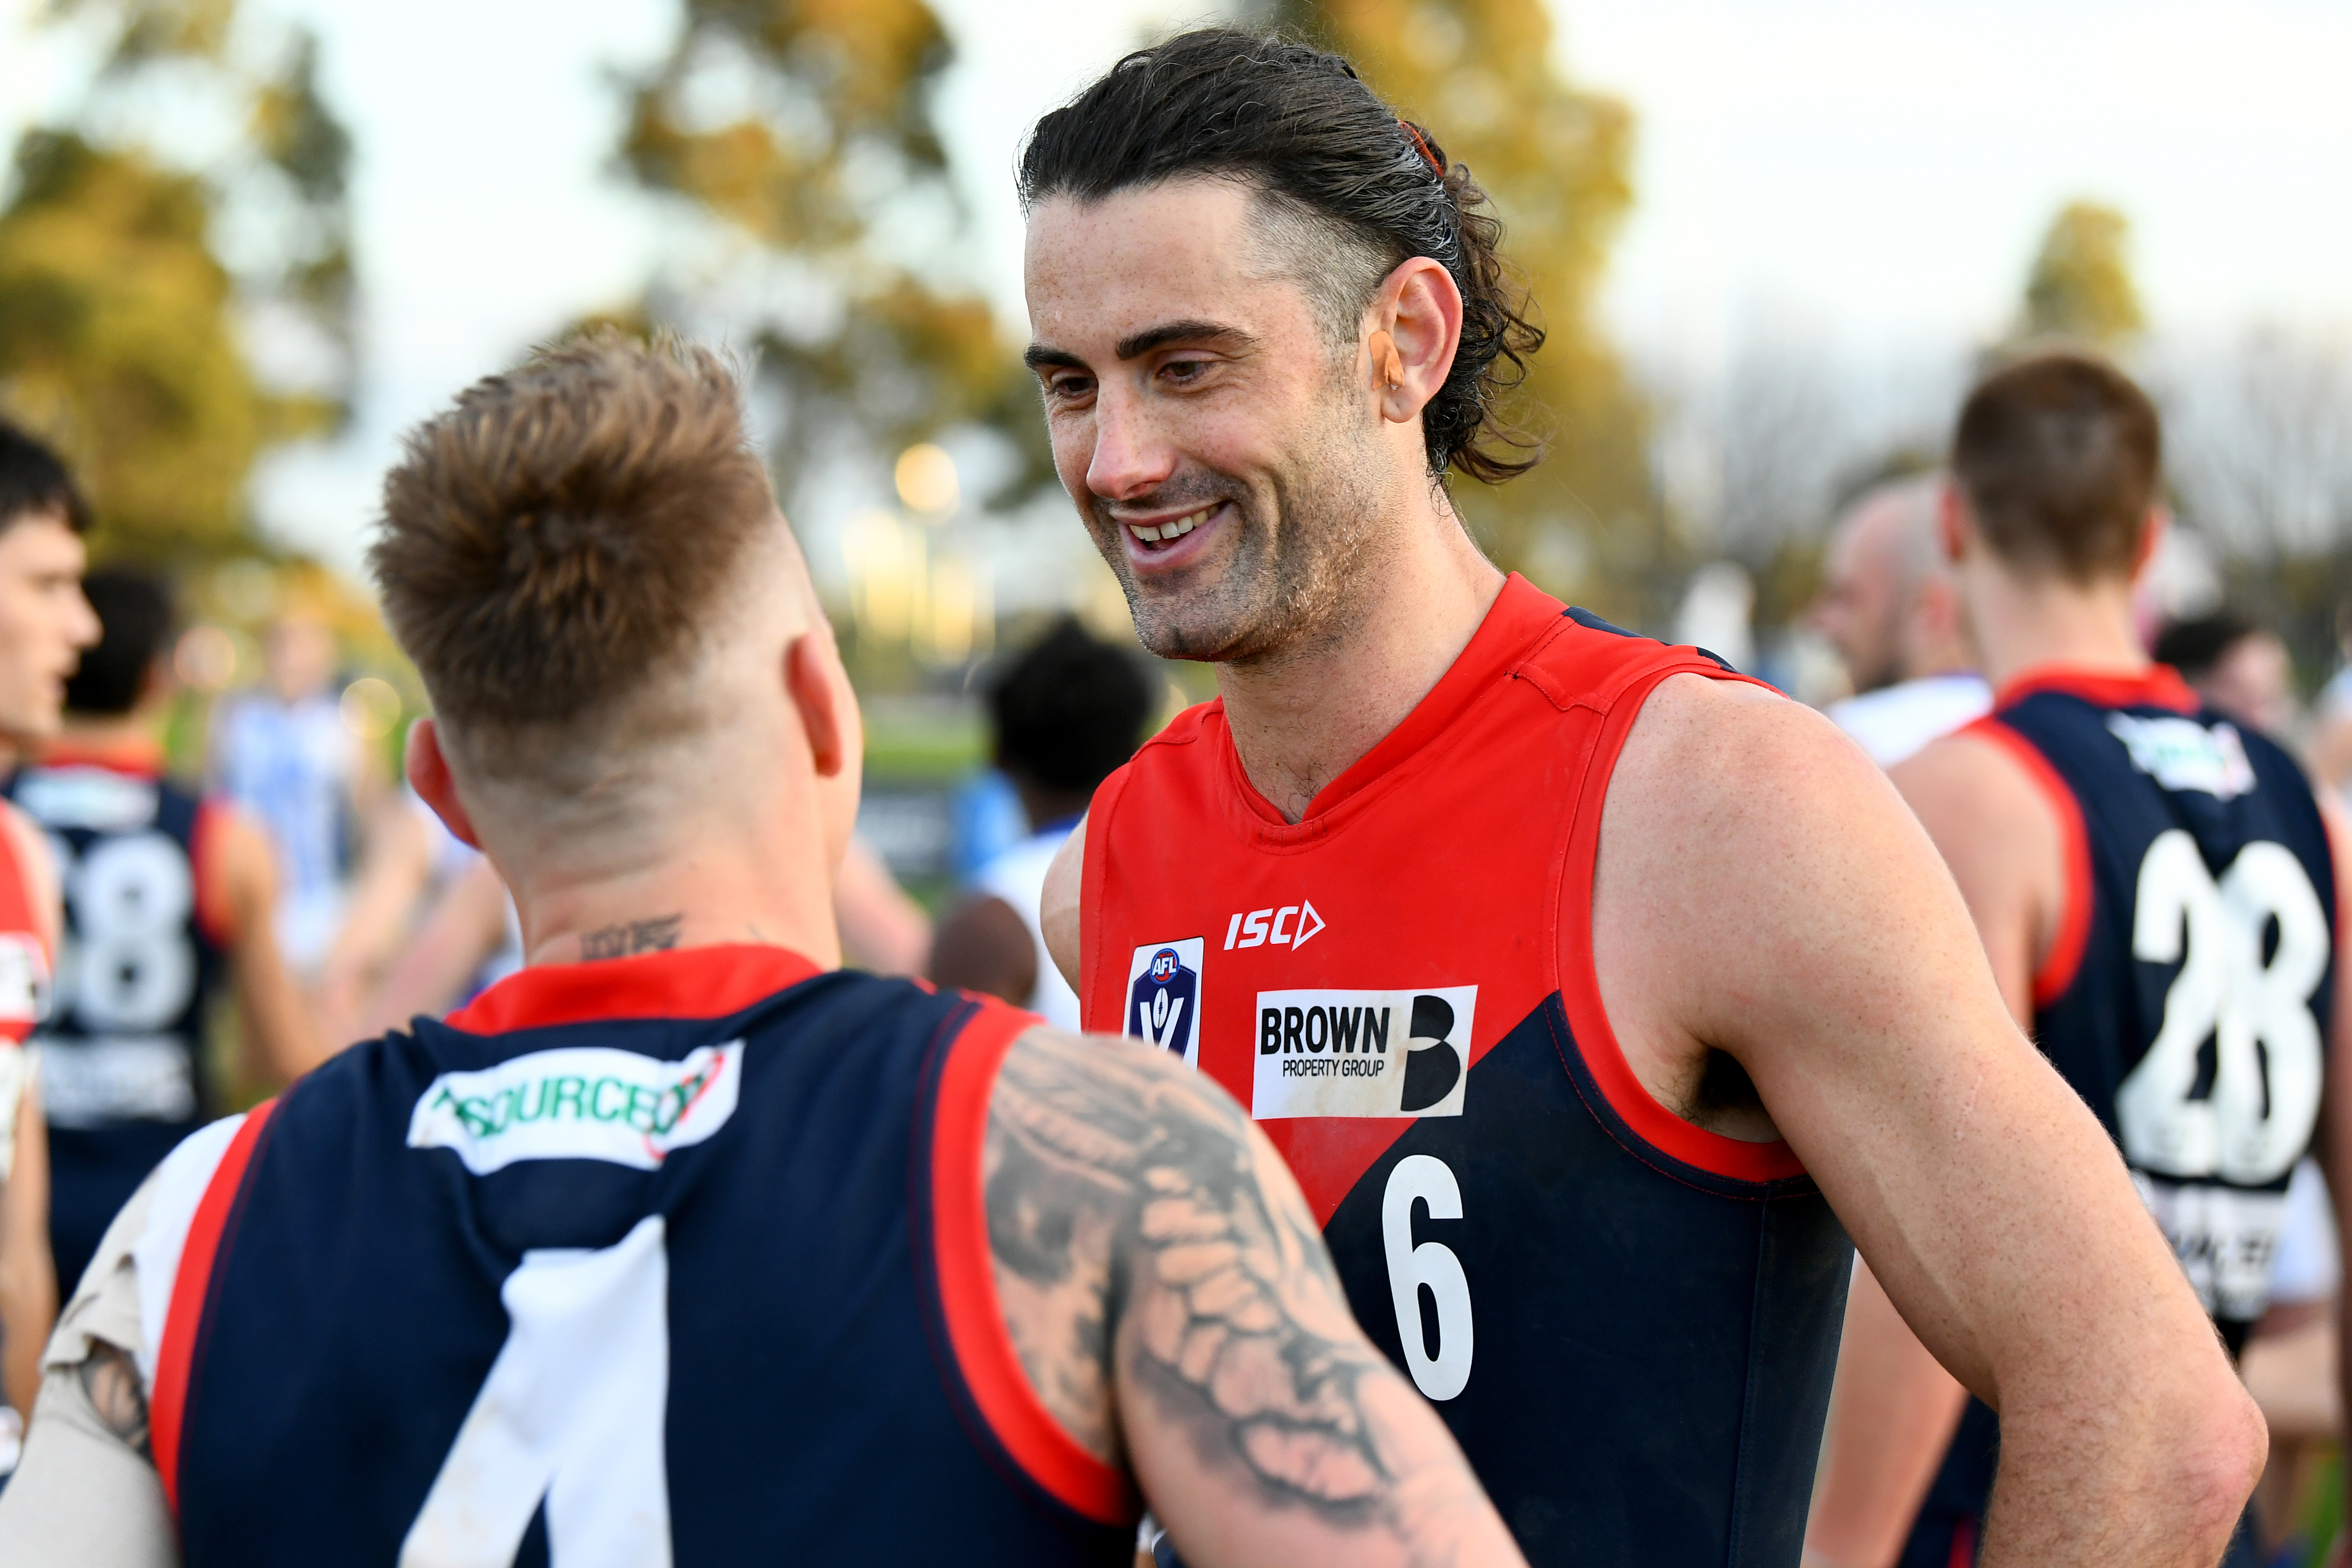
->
[52,832,197,1034]
[2117,830,2328,1187]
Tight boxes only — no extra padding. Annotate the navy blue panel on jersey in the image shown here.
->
[1322,996,1852,1566]
[171,962,1132,1568]
[6,761,228,1295]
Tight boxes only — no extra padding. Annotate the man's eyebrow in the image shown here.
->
[1024,343,1085,373]
[1116,320,1254,360]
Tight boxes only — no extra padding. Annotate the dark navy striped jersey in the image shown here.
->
[1080,575,1855,1568]
[132,945,1139,1566]
[6,748,229,1295]
[1904,664,2336,1568]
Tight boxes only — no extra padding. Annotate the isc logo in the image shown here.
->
[1250,985,1474,1121]
[1224,900,1325,951]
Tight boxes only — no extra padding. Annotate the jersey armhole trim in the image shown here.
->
[1554,662,1810,1185]
[917,999,1140,1527]
[1961,716,2092,1008]
[151,1095,278,1516]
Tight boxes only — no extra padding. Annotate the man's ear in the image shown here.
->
[405,719,482,850]
[1369,255,1463,424]
[787,632,849,778]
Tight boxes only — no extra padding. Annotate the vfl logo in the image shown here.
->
[1224,900,1325,951]
[1251,985,1474,1121]
[1126,939,1204,1067]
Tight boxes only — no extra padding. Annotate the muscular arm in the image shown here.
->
[986,1028,1522,1568]
[352,855,512,1037]
[1597,676,2259,1568]
[209,808,330,1083]
[1807,731,2059,1566]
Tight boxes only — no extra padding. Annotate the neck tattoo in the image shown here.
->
[580,913,685,960]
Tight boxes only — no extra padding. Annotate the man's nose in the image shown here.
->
[1085,384,1177,503]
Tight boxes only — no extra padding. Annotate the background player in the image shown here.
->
[1022,30,2262,1568]
[1807,351,2349,1568]
[1812,471,1991,766]
[0,335,1525,1568]
[8,568,323,1297]
[0,419,97,1456]
[929,615,1155,1024]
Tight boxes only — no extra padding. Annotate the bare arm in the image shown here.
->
[1597,677,2260,1568]
[833,836,931,977]
[314,795,436,1040]
[354,855,511,1037]
[1042,815,1084,995]
[986,1028,1523,1568]
[208,808,330,1083]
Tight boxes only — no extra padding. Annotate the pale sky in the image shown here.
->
[5,0,2352,571]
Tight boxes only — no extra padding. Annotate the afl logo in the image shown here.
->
[1125,938,1205,1068]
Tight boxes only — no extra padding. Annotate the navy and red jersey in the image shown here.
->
[0,806,50,1188]
[1079,575,1854,1567]
[135,945,1138,1566]
[1904,666,2335,1568]
[6,748,230,1295]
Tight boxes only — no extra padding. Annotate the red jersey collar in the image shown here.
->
[1225,573,1566,824]
[1996,663,2199,714]
[444,943,825,1034]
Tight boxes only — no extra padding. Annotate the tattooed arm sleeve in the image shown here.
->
[985,1027,1527,1568]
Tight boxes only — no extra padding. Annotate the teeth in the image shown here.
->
[1127,507,1211,547]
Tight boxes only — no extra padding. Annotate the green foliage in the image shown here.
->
[1265,0,1659,621]
[2021,200,2144,347]
[0,1,356,561]
[620,0,1047,510]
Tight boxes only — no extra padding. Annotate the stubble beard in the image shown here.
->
[1096,408,1399,669]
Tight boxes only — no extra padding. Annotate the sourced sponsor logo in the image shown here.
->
[1126,939,1203,1066]
[408,1041,741,1174]
[2107,714,2257,800]
[1251,985,1474,1120]
[1224,900,1325,952]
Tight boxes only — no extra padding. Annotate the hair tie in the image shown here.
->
[1400,120,1443,175]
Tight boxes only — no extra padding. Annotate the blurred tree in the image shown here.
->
[2020,200,2144,347]
[1261,0,1660,622]
[618,0,1048,515]
[0,0,356,561]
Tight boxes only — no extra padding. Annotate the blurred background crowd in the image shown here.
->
[5,0,2352,1560]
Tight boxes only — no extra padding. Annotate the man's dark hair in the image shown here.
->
[1951,350,2160,582]
[1018,27,1543,484]
[67,569,175,717]
[0,418,93,535]
[990,616,1156,798]
[2153,609,2260,683]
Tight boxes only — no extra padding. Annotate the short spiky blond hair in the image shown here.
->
[371,333,776,772]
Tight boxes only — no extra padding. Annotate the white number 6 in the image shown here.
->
[1382,1154,1473,1401]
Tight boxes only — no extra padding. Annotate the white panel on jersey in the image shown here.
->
[129,1112,249,1389]
[408,1043,741,1174]
[400,1217,672,1568]
[15,768,160,831]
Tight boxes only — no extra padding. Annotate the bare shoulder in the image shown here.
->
[1040,814,1085,992]
[1888,727,2057,851]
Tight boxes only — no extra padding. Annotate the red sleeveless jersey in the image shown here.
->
[1078,575,1854,1567]
[0,805,51,1181]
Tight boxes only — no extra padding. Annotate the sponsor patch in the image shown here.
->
[2107,714,2257,799]
[408,1041,741,1174]
[1251,986,1474,1120]
[1126,939,1203,1066]
[2132,1171,2286,1322]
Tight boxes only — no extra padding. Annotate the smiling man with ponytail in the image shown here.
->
[1025,28,2264,1568]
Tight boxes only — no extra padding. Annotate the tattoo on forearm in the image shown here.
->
[580,914,683,960]
[79,1343,150,1457]
[986,1033,1471,1550]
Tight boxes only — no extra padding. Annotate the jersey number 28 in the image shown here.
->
[2117,831,2328,1186]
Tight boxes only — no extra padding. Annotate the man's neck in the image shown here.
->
[1963,559,2147,691]
[52,715,160,761]
[1217,499,1504,824]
